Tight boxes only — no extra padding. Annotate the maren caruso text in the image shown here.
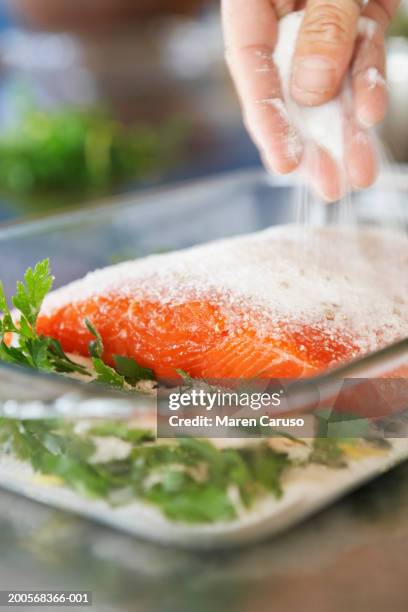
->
[168,415,305,428]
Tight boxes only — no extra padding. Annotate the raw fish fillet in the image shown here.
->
[37,226,408,380]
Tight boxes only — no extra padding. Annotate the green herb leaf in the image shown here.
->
[0,281,10,316]
[85,319,103,359]
[0,260,155,386]
[0,281,17,338]
[12,259,53,326]
[0,416,294,524]
[175,368,192,381]
[92,357,126,388]
[146,481,237,523]
[88,421,155,444]
[47,338,90,376]
[0,260,90,377]
[86,319,155,387]
[113,355,154,384]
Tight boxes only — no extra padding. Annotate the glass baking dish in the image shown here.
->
[0,167,407,548]
[1,167,407,387]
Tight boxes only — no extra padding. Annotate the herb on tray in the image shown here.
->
[85,319,155,388]
[0,260,89,376]
[0,260,154,388]
[0,418,291,523]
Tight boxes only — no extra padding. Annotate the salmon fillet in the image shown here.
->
[36,226,408,380]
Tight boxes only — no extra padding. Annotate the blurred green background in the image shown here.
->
[0,0,261,221]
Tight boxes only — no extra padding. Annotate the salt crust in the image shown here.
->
[41,225,408,356]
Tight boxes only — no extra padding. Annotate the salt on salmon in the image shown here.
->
[36,226,408,380]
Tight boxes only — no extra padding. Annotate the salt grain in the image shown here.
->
[365,67,386,91]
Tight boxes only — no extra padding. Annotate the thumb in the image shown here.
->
[290,0,360,106]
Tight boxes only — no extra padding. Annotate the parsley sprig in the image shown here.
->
[0,418,291,522]
[85,319,155,388]
[0,260,89,376]
[0,259,155,387]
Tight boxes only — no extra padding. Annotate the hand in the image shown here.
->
[222,0,400,201]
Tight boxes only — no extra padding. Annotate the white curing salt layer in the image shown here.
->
[42,225,408,359]
[272,11,378,162]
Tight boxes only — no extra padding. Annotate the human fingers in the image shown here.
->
[290,0,360,106]
[222,0,303,173]
[304,143,344,201]
[351,0,401,126]
[345,121,378,188]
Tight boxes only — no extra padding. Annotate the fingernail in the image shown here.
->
[292,57,337,96]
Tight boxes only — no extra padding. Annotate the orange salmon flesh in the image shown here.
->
[36,297,358,379]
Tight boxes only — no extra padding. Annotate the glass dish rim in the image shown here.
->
[1,165,407,236]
